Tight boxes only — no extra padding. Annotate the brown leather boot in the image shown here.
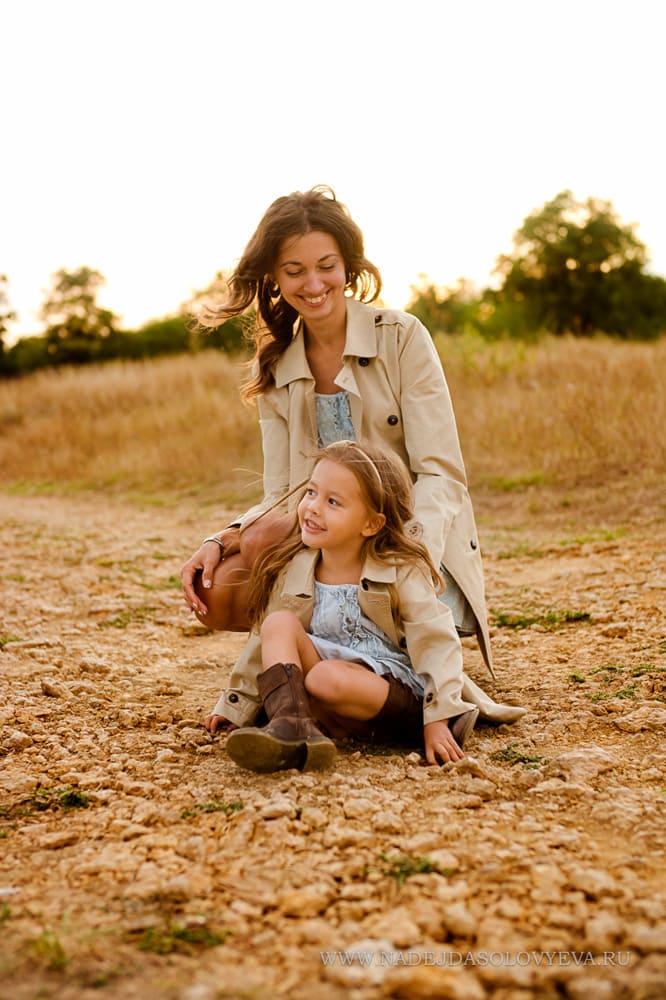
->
[226,662,336,773]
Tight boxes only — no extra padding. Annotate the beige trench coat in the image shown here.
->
[232,297,495,674]
[214,547,477,727]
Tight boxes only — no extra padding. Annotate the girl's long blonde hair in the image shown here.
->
[198,186,381,400]
[246,440,442,627]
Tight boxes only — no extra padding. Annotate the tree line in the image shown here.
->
[2,190,665,378]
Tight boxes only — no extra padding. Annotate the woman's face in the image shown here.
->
[274,231,347,327]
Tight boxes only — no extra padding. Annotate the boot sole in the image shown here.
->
[226,729,306,773]
[303,737,336,772]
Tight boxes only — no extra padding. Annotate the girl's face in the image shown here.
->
[298,459,384,555]
[274,231,347,326]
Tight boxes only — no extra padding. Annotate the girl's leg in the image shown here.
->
[259,610,324,672]
[305,660,389,720]
[260,611,389,719]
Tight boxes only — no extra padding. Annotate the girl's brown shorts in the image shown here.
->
[322,674,424,748]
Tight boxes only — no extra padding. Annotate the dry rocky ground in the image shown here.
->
[1,482,665,1000]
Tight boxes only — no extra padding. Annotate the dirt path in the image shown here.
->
[1,485,665,999]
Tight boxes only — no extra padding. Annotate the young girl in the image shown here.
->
[222,440,483,773]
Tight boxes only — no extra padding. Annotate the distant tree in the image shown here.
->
[406,277,481,335]
[41,267,119,363]
[0,274,17,365]
[492,190,666,338]
[185,270,249,353]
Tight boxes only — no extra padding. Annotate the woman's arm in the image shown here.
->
[396,315,468,565]
[398,565,475,725]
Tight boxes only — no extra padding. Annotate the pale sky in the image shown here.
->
[2,0,664,340]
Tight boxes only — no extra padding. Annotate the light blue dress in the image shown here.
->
[308,581,425,699]
[314,390,475,634]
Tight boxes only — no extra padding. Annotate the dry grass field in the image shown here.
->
[1,337,665,1000]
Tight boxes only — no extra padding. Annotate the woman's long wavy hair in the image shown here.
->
[199,186,382,400]
[246,440,442,628]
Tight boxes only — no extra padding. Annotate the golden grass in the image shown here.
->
[1,337,664,500]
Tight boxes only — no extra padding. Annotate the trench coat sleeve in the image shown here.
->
[212,629,263,725]
[395,315,468,566]
[397,565,476,725]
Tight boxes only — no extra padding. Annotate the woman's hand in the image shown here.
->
[423,719,465,765]
[181,527,241,615]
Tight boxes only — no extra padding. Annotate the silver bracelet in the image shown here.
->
[202,535,225,554]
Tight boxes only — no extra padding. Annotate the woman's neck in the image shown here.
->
[304,321,347,394]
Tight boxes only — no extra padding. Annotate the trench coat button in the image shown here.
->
[361,580,369,590]
[227,692,239,703]
[387,414,399,426]
[470,540,478,550]
[425,692,433,703]
[358,357,370,367]
[374,314,382,324]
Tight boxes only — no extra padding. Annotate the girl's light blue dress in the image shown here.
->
[315,390,476,635]
[308,580,425,699]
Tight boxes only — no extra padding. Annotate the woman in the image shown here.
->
[180,185,524,733]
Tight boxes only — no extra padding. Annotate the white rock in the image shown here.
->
[321,937,393,987]
[371,810,403,833]
[364,907,421,948]
[3,729,33,750]
[544,745,616,781]
[37,830,79,849]
[614,705,666,733]
[259,798,297,820]
[626,922,666,952]
[566,866,621,899]
[279,886,333,917]
[343,797,376,819]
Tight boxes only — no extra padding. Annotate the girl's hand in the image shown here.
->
[203,714,236,735]
[423,719,465,765]
[180,527,241,614]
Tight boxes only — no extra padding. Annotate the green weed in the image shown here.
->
[490,744,547,769]
[558,527,628,546]
[28,929,68,971]
[0,634,22,648]
[496,543,545,560]
[181,799,243,820]
[591,686,637,703]
[568,672,586,684]
[488,472,548,492]
[1,785,90,821]
[140,574,181,591]
[135,920,227,955]
[380,853,450,886]
[492,608,590,631]
[97,606,155,629]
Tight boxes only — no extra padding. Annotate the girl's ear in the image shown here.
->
[362,513,386,538]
